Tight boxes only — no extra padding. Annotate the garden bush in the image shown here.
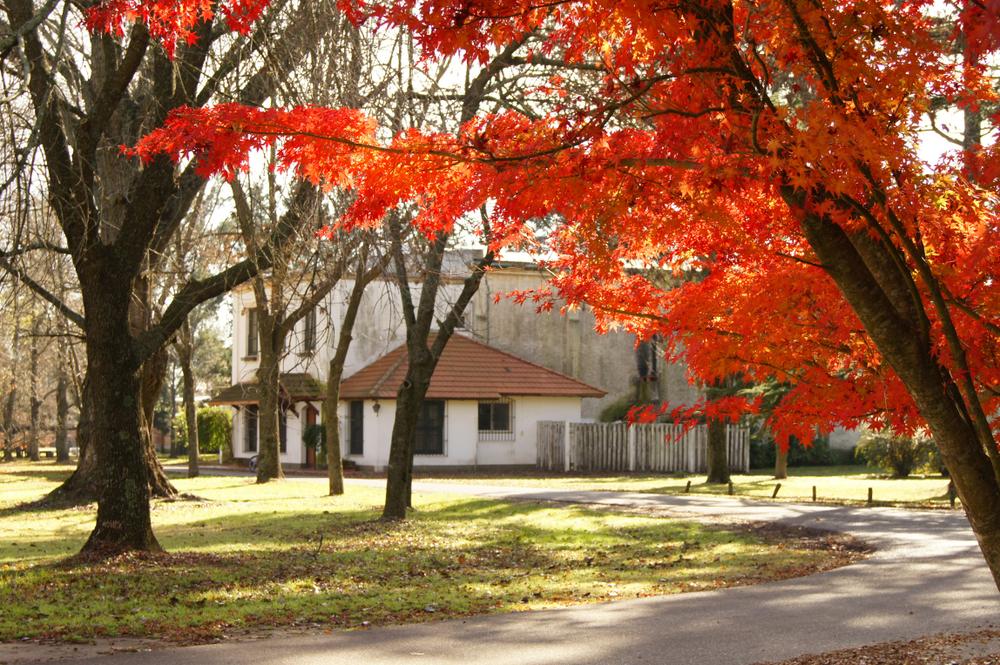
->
[173,406,233,455]
[854,432,938,478]
[749,435,855,469]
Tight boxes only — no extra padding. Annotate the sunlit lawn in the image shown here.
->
[0,461,861,643]
[418,465,957,508]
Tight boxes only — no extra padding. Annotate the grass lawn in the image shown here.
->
[0,461,864,644]
[159,454,226,467]
[416,465,957,508]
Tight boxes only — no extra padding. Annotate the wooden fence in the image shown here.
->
[537,421,750,473]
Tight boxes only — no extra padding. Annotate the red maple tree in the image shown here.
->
[98,0,1000,586]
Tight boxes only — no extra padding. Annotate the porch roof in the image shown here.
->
[208,372,325,406]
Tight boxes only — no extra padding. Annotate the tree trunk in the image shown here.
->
[27,325,40,461]
[79,280,161,556]
[54,368,69,463]
[324,366,345,496]
[139,348,177,497]
[179,336,200,478]
[705,418,730,484]
[255,322,285,483]
[3,321,20,462]
[383,355,433,520]
[797,201,1000,590]
[774,444,788,480]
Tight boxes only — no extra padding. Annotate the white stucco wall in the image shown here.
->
[340,395,584,470]
[229,405,307,466]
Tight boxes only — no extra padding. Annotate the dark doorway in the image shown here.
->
[349,400,364,456]
[304,405,318,468]
[414,400,445,455]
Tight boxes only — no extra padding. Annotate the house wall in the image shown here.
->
[469,266,701,419]
[228,405,307,466]
[340,395,583,470]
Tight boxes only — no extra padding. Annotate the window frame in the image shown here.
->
[302,308,317,354]
[477,399,514,441]
[246,308,259,358]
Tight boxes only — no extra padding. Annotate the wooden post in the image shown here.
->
[627,425,636,472]
[867,487,873,506]
[812,485,817,502]
[685,480,691,493]
[727,481,734,496]
[562,421,572,473]
[772,483,781,498]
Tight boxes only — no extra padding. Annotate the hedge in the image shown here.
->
[172,406,232,455]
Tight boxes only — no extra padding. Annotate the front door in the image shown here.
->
[304,405,317,468]
[414,400,445,455]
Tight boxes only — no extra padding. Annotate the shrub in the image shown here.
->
[854,432,938,478]
[749,435,855,469]
[173,406,233,455]
[303,423,326,454]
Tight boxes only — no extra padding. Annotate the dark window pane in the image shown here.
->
[492,402,511,431]
[245,405,258,453]
[247,308,259,357]
[478,403,491,430]
[304,309,316,352]
[414,400,444,454]
[349,400,364,455]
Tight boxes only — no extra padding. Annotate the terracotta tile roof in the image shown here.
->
[208,373,325,405]
[339,334,605,400]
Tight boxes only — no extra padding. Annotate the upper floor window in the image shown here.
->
[246,308,259,357]
[303,308,317,354]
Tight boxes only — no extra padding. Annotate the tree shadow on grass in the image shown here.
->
[0,498,858,643]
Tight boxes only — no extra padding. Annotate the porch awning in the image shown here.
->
[208,372,325,406]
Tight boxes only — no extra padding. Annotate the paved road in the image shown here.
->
[24,478,1000,664]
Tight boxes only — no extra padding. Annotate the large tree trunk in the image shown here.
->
[50,364,177,503]
[79,278,161,556]
[138,347,177,497]
[774,444,788,480]
[54,367,70,463]
[797,200,1000,590]
[255,321,285,483]
[705,418,730,484]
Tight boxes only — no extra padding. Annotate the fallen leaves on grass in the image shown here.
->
[754,626,1000,664]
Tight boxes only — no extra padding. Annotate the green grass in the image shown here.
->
[417,465,957,508]
[158,454,225,467]
[0,461,860,643]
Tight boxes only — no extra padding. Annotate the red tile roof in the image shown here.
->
[339,334,605,400]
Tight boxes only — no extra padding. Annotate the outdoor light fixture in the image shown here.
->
[372,401,381,414]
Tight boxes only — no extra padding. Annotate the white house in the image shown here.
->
[211,253,696,470]
[337,333,604,469]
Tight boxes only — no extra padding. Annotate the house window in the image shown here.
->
[244,405,258,453]
[349,400,364,455]
[303,309,317,353]
[246,308,259,357]
[414,400,445,455]
[478,400,514,441]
